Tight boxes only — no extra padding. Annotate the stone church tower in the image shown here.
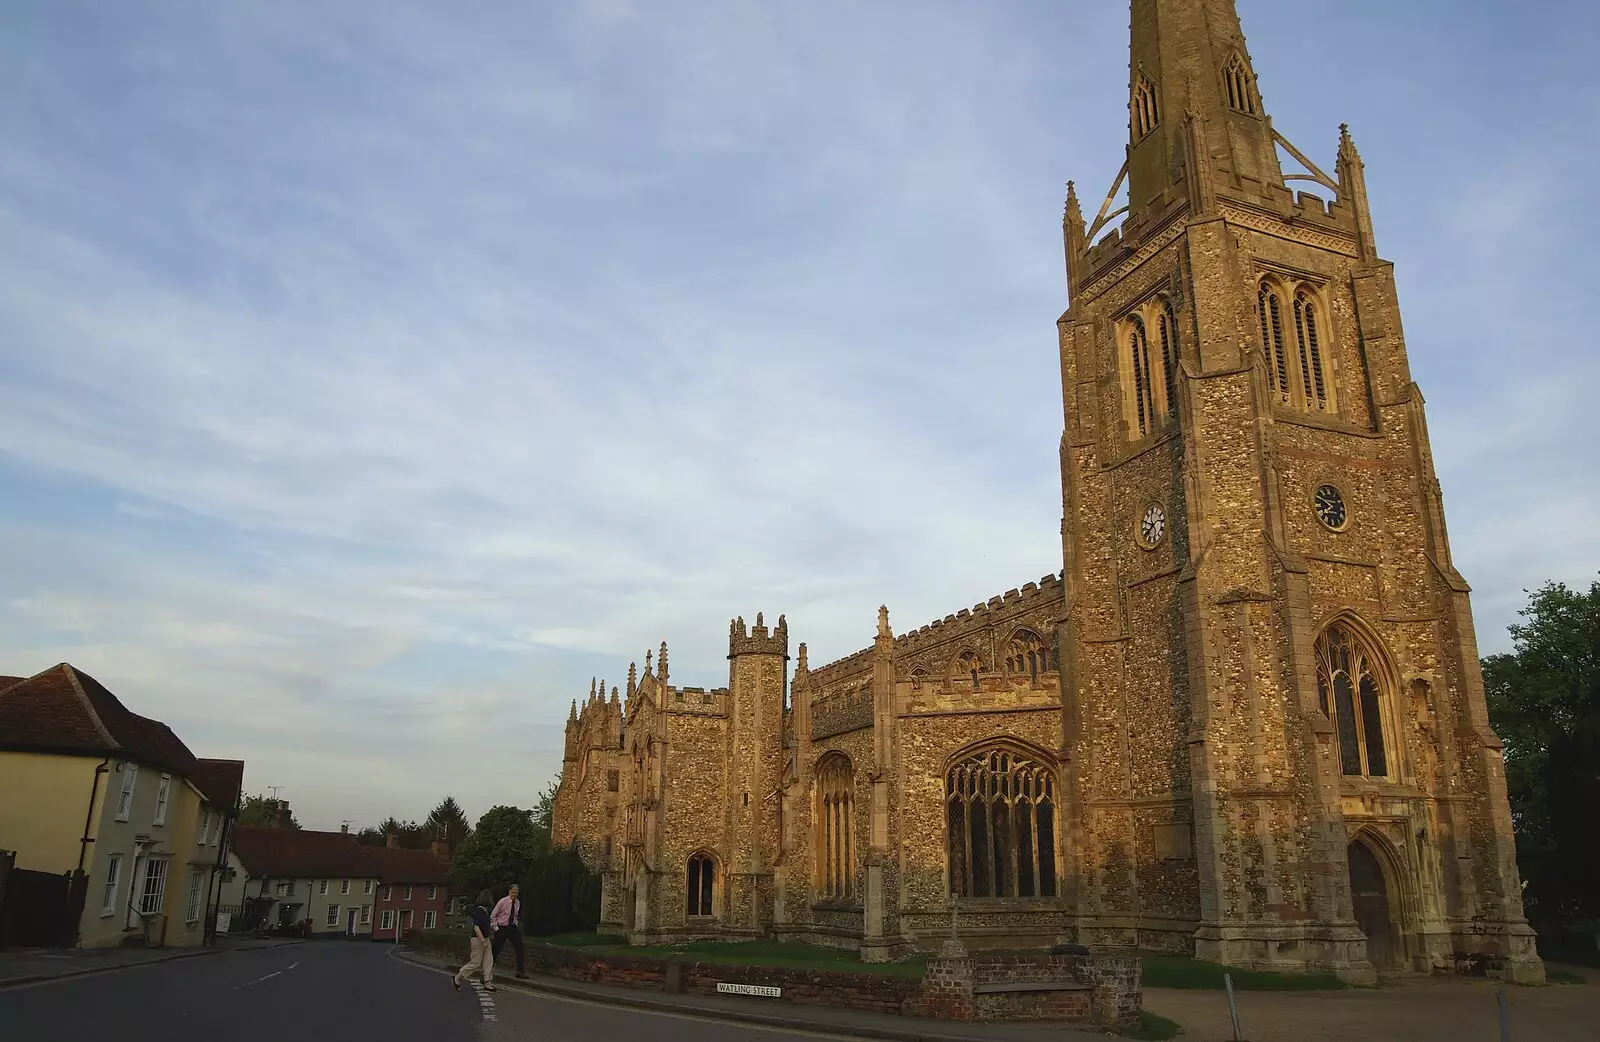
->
[1055,0,1543,982]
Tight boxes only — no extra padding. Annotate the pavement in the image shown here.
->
[399,946,1108,1041]
[0,939,1110,1042]
[1142,969,1600,1042]
[0,935,303,988]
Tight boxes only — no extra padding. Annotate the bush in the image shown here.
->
[520,847,602,936]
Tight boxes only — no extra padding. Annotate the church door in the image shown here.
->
[1347,840,1395,968]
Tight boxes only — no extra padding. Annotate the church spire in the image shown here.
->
[1124,0,1285,223]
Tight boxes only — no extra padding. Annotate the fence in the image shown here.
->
[0,852,88,949]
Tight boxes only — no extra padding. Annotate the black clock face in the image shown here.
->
[1314,484,1347,530]
[1140,503,1166,547]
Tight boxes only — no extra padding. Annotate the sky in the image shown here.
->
[2,1,1596,832]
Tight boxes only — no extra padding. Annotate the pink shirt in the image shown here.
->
[490,895,520,928]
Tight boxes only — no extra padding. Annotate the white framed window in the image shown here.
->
[360,905,371,925]
[100,854,123,916]
[185,872,203,923]
[403,884,413,900]
[423,910,437,929]
[139,858,170,915]
[363,879,373,895]
[115,764,138,822]
[382,885,392,901]
[153,774,171,826]
[275,880,291,897]
[427,885,437,901]
[380,909,396,930]
[319,879,328,895]
[340,879,350,895]
[326,904,340,927]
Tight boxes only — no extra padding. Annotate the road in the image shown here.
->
[0,941,859,1042]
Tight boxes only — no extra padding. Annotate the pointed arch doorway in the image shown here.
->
[1347,838,1395,969]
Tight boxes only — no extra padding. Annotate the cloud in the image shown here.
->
[1,0,1595,828]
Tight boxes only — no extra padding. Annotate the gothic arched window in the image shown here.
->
[686,852,716,917]
[1293,290,1330,412]
[1005,630,1048,685]
[1258,281,1290,402]
[1132,73,1161,140]
[945,744,1058,898]
[1225,55,1257,115]
[1123,297,1179,440]
[1158,300,1179,414]
[816,754,855,901]
[1314,623,1391,778]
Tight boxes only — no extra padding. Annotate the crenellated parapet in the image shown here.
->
[729,612,789,660]
[809,572,1067,687]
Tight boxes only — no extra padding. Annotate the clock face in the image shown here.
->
[1314,484,1348,530]
[1140,503,1166,548]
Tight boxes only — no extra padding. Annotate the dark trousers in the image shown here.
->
[492,924,525,974]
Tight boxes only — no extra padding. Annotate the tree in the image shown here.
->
[530,780,558,854]
[1483,575,1600,927]
[450,805,540,901]
[237,794,298,829]
[425,796,472,849]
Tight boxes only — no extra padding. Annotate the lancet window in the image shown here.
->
[1258,276,1334,414]
[1121,295,1180,439]
[816,754,855,901]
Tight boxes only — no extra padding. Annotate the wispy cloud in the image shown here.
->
[1,0,1595,828]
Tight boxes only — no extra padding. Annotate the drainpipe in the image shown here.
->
[77,758,111,875]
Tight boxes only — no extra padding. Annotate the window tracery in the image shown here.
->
[1132,73,1161,139]
[686,852,716,917]
[1314,622,1391,779]
[1224,54,1257,115]
[1005,630,1049,685]
[946,744,1058,898]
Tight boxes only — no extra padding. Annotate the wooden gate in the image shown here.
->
[0,862,87,948]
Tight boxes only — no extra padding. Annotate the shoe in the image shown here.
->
[483,984,497,992]
[452,976,461,991]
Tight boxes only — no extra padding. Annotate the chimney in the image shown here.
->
[430,839,448,858]
[274,801,294,830]
[386,827,399,850]
[341,823,349,834]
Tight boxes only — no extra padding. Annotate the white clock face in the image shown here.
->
[1140,503,1166,548]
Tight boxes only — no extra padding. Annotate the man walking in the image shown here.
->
[490,883,526,979]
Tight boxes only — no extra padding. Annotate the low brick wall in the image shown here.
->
[408,932,1139,1027]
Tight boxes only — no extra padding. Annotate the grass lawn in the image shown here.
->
[1118,1011,1182,1040]
[529,931,628,948]
[1141,954,1347,990]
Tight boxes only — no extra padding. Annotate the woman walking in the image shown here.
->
[452,890,497,992]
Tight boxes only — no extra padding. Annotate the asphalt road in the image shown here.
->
[0,941,861,1042]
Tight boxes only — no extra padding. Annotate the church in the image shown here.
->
[552,0,1545,985]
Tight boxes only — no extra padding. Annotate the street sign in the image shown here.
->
[716,983,781,998]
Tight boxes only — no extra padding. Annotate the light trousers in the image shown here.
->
[456,935,494,984]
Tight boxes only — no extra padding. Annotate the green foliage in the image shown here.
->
[1483,576,1600,925]
[450,805,540,900]
[237,794,298,829]
[521,847,601,936]
[1118,1011,1181,1041]
[530,931,627,947]
[425,796,472,848]
[1139,955,1346,990]
[530,779,558,853]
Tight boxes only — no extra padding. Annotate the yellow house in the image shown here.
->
[0,665,244,949]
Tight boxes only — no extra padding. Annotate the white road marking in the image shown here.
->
[233,961,299,990]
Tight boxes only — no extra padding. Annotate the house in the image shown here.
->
[370,842,451,940]
[230,824,379,937]
[0,665,244,950]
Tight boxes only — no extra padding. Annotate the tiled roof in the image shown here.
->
[231,827,381,879]
[0,663,200,777]
[193,758,246,809]
[372,846,451,885]
[0,676,24,690]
